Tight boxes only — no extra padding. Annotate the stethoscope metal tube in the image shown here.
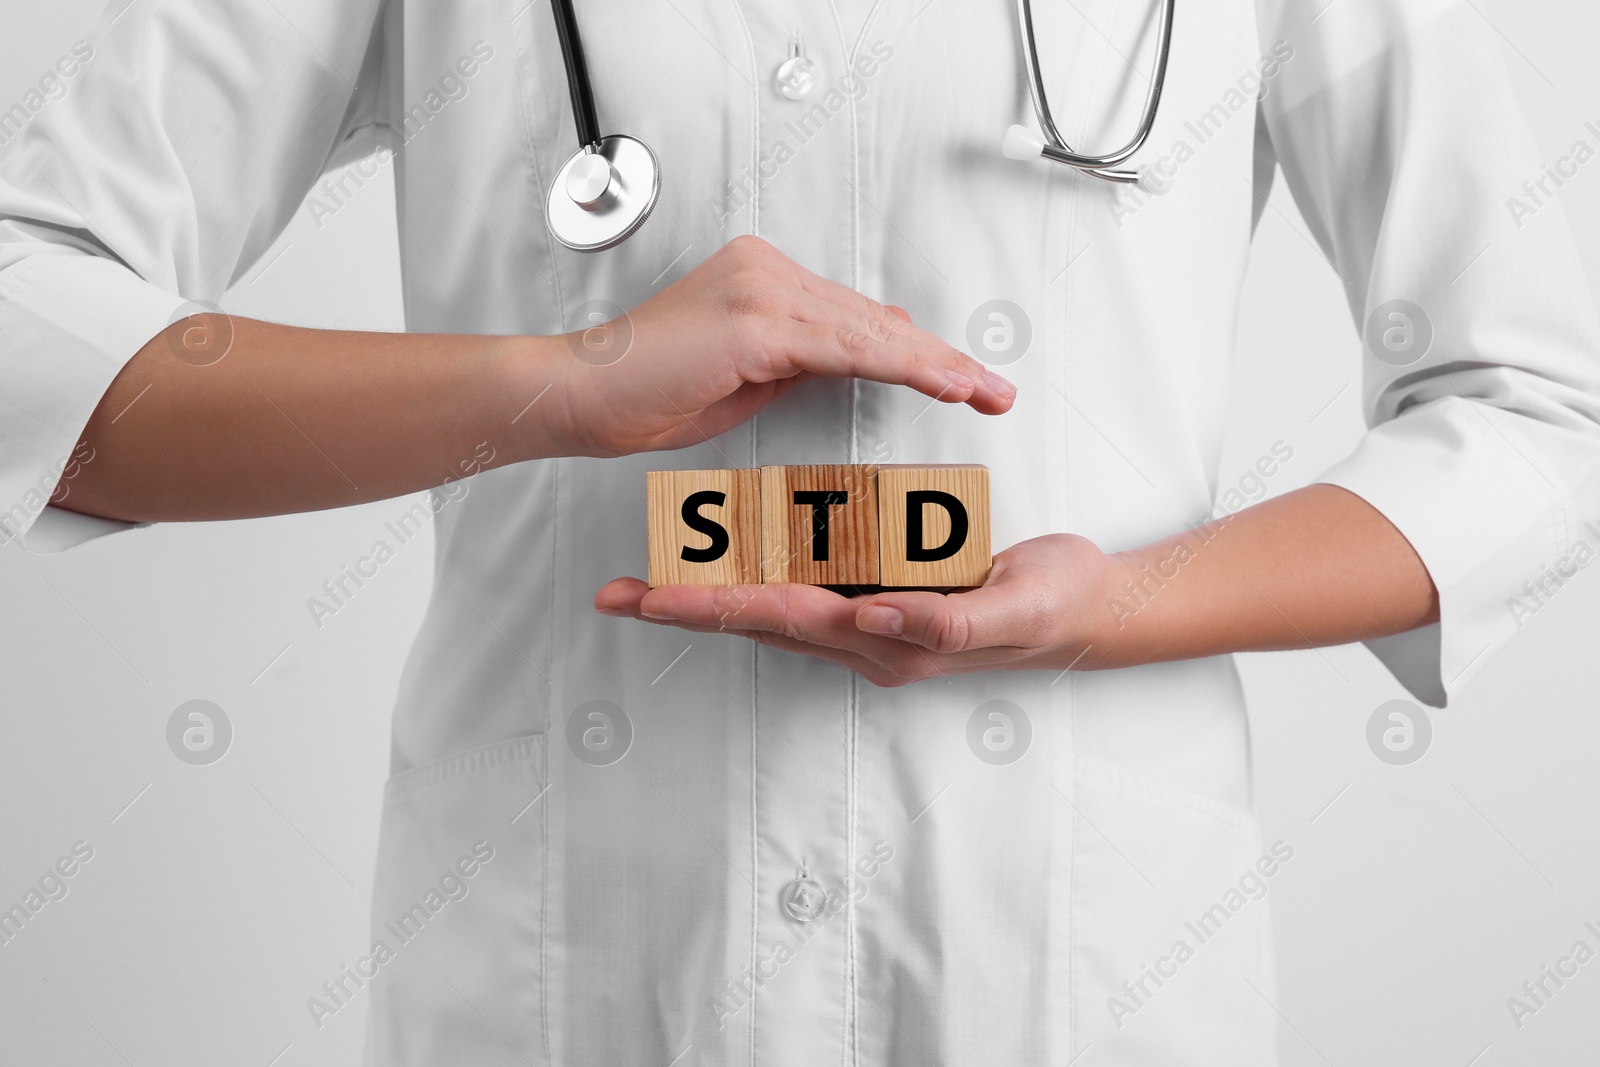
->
[1006,0,1176,185]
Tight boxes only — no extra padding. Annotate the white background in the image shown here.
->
[2,2,1598,1065]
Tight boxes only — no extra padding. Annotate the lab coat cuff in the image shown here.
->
[0,253,184,553]
[1316,395,1580,708]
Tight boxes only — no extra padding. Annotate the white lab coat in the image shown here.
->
[3,0,1598,1063]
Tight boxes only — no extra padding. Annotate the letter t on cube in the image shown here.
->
[760,464,880,585]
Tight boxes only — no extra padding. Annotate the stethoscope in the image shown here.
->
[545,0,661,252]
[1002,0,1176,188]
[544,0,1175,252]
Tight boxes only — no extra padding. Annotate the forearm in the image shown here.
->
[52,238,1011,526]
[60,317,568,523]
[598,483,1442,685]
[1088,483,1440,667]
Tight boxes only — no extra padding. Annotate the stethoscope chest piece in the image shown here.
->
[548,135,661,252]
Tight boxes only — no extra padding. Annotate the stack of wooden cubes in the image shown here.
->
[647,465,990,589]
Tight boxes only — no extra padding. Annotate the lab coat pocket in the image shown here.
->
[1068,757,1280,1067]
[363,733,548,1067]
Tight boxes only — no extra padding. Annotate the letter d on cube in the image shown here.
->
[877,465,990,588]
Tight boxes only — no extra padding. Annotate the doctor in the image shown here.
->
[2,0,1597,1064]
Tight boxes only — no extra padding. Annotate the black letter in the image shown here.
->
[905,490,967,561]
[680,490,730,563]
[792,490,848,561]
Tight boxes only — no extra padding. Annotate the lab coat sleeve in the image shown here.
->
[1254,0,1600,706]
[0,0,388,553]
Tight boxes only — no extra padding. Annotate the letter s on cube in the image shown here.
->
[646,469,762,586]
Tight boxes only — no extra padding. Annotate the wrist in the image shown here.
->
[496,332,593,461]
[1073,548,1147,670]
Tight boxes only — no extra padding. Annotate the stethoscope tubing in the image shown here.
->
[1016,0,1175,183]
[551,0,603,150]
[546,0,1176,249]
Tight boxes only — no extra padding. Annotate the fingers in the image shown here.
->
[709,238,1014,413]
[600,579,872,647]
[594,578,909,683]
[854,578,1057,655]
[769,317,1015,414]
[594,576,651,616]
[782,286,1016,414]
[594,577,1035,684]
[798,271,915,335]
[639,583,870,643]
[632,582,953,672]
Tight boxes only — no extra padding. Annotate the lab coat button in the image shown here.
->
[775,39,818,100]
[781,866,825,922]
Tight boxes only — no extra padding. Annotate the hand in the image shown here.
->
[593,534,1117,686]
[551,236,1017,458]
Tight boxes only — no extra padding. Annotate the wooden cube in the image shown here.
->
[647,465,991,589]
[877,465,991,588]
[646,469,762,587]
[760,464,880,585]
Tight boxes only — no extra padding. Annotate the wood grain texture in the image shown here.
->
[646,469,761,587]
[877,465,991,588]
[760,464,880,585]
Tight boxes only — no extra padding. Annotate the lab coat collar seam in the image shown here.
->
[847,0,889,68]
[819,0,851,64]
